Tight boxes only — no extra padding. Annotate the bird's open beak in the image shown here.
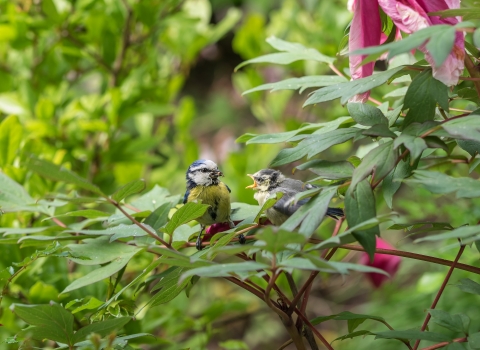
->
[210,170,223,178]
[245,174,257,189]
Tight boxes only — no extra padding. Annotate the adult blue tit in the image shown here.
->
[246,169,344,226]
[184,159,243,250]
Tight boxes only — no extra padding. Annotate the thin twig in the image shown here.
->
[412,244,466,350]
[420,337,468,350]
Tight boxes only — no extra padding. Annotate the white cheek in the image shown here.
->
[192,172,211,185]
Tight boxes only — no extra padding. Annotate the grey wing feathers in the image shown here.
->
[273,191,306,217]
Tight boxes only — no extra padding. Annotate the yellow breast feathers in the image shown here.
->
[187,183,231,225]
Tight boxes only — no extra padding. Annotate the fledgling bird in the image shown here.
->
[246,169,344,226]
[184,159,242,250]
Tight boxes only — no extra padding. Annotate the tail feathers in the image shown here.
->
[326,207,344,220]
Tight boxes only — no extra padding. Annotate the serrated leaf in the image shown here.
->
[345,180,378,261]
[163,202,209,235]
[403,69,448,128]
[347,103,388,126]
[304,66,404,106]
[271,128,358,166]
[111,179,146,202]
[351,141,397,190]
[72,317,131,344]
[295,160,354,180]
[25,156,103,195]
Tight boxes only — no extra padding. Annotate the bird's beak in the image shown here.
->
[210,170,223,178]
[245,174,257,189]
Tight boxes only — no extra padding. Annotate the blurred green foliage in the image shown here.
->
[1,0,480,349]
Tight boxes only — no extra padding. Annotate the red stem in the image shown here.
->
[420,337,467,350]
[412,245,466,350]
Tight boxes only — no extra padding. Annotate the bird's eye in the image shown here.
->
[201,168,208,173]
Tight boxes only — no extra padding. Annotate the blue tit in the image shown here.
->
[184,159,243,250]
[246,169,344,226]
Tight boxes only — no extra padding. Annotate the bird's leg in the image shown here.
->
[230,219,246,245]
[196,225,205,251]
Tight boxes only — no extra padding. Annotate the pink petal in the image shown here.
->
[379,0,430,33]
[348,0,382,102]
[359,237,401,288]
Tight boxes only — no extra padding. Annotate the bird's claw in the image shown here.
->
[196,236,203,251]
[238,233,246,245]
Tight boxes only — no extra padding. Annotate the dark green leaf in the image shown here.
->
[345,180,378,261]
[351,141,397,190]
[295,160,354,180]
[443,115,480,142]
[374,330,452,342]
[456,278,480,295]
[362,124,397,139]
[111,179,146,202]
[383,156,415,209]
[181,261,268,280]
[163,202,210,235]
[144,203,172,230]
[256,228,306,253]
[271,128,358,166]
[394,134,427,162]
[429,309,469,333]
[405,170,480,198]
[457,140,480,157]
[347,103,388,126]
[25,156,103,195]
[332,330,374,343]
[403,70,448,128]
[13,304,74,345]
[304,67,404,106]
[469,332,480,349]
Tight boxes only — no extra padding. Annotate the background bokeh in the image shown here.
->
[0,0,479,349]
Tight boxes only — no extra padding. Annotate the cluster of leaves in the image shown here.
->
[2,0,480,349]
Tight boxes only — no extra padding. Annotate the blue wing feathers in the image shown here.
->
[183,189,190,204]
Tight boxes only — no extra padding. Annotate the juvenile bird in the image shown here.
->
[246,169,344,226]
[184,159,242,250]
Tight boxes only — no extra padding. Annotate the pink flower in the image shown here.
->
[359,237,401,288]
[349,0,464,102]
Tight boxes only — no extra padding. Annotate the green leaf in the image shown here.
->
[181,261,269,280]
[256,228,306,253]
[271,128,358,166]
[347,103,389,126]
[345,180,378,261]
[72,317,131,344]
[405,170,480,198]
[243,75,347,95]
[295,160,354,180]
[375,330,452,342]
[311,311,386,333]
[25,156,103,195]
[278,257,339,273]
[430,9,480,20]
[469,332,480,349]
[235,36,334,71]
[13,304,74,345]
[351,141,397,190]
[456,278,480,295]
[332,330,374,343]
[280,186,338,237]
[49,209,110,220]
[474,28,480,48]
[442,114,480,142]
[429,309,470,333]
[163,202,210,235]
[304,66,404,106]
[415,225,480,243]
[457,140,480,157]
[403,69,448,128]
[394,134,427,162]
[362,124,397,139]
[254,192,283,223]
[0,115,22,167]
[382,156,415,209]
[426,27,456,67]
[144,203,172,231]
[111,179,146,202]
